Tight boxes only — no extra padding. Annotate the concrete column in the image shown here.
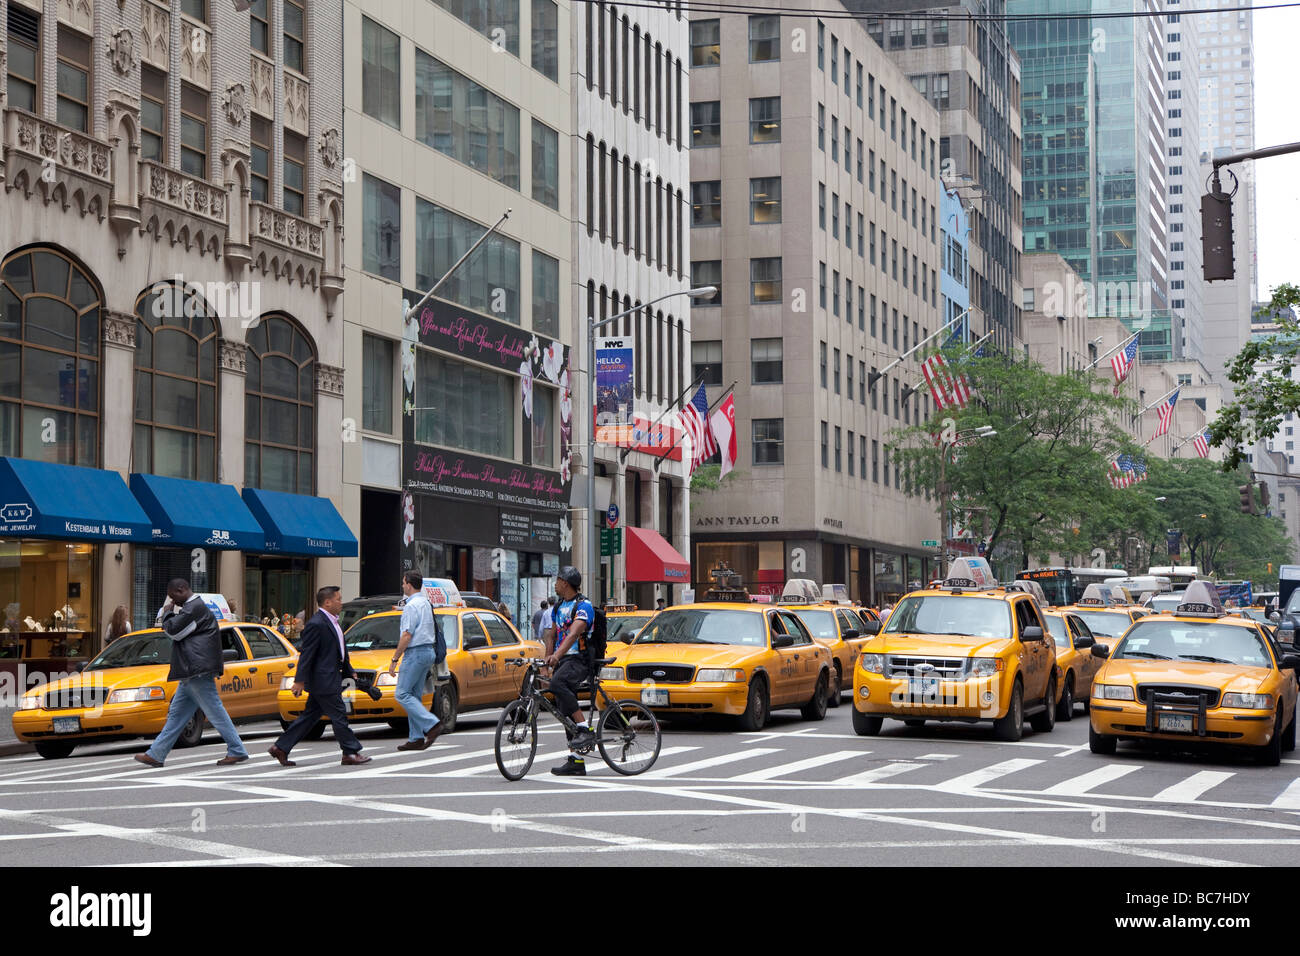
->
[612,462,627,604]
[100,312,137,630]
[316,363,344,599]
[672,474,688,604]
[218,338,247,609]
[645,469,660,606]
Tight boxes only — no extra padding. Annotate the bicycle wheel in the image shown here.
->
[596,701,662,775]
[494,699,538,781]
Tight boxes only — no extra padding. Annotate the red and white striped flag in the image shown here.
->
[676,384,717,473]
[923,354,968,410]
[1193,431,1211,458]
[1111,335,1139,393]
[709,394,738,479]
[1153,389,1179,438]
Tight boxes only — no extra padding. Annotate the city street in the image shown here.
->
[2,705,1299,866]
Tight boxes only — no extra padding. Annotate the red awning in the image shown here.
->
[625,526,691,583]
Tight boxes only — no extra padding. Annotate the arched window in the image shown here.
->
[133,281,218,480]
[0,247,101,465]
[245,314,316,494]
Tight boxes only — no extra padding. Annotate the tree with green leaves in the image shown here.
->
[1209,282,1300,470]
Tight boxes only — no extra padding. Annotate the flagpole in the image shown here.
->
[618,372,706,464]
[868,307,974,391]
[1082,332,1140,374]
[652,380,737,472]
[904,331,992,394]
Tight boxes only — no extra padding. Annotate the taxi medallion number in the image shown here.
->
[1158,713,1194,733]
[642,688,669,706]
[53,717,81,734]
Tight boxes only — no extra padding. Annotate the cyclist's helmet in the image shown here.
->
[557,565,582,590]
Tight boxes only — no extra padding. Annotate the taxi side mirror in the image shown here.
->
[464,634,489,651]
[1090,644,1111,659]
[1073,634,1095,650]
[222,648,239,662]
[772,633,795,649]
[1021,626,1044,642]
[842,629,860,640]
[1281,655,1300,673]
[860,621,881,635]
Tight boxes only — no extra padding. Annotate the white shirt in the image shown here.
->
[324,608,345,658]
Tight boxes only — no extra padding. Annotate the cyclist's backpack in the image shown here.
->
[581,598,607,664]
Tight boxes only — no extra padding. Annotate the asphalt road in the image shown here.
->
[2,699,1299,866]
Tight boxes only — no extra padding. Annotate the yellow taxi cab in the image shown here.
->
[277,605,543,735]
[1059,584,1149,645]
[598,601,835,730]
[13,619,298,759]
[784,600,881,706]
[852,557,1060,741]
[1088,581,1299,764]
[1041,610,1103,721]
[604,605,656,654]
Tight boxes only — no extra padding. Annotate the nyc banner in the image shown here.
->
[595,337,635,445]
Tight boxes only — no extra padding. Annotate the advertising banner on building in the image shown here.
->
[595,337,635,445]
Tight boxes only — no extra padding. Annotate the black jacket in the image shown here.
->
[162,596,224,681]
[294,610,354,695]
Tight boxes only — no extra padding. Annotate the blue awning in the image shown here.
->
[0,457,152,542]
[241,487,358,557]
[130,473,266,551]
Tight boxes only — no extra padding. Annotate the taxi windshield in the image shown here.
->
[1044,616,1070,648]
[608,615,653,642]
[635,609,766,647]
[1071,610,1133,639]
[84,633,173,670]
[1113,620,1272,667]
[883,596,1012,640]
[344,615,401,650]
[790,609,838,639]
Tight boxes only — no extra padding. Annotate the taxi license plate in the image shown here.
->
[641,689,669,707]
[1158,713,1194,734]
[909,677,939,700]
[52,717,81,734]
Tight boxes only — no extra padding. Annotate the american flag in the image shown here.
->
[923,354,969,410]
[1110,455,1135,489]
[1193,431,1211,458]
[1111,335,1139,389]
[676,384,717,473]
[1132,458,1148,483]
[1154,389,1179,438]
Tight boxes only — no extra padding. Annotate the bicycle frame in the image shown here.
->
[512,660,618,737]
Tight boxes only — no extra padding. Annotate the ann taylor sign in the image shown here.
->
[694,514,781,528]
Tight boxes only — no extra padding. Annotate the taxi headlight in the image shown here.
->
[598,667,624,681]
[1094,684,1134,701]
[106,687,165,704]
[969,658,1004,678]
[859,654,885,674]
[697,669,745,682]
[17,695,41,711]
[376,672,399,687]
[280,676,297,691]
[1222,692,1274,710]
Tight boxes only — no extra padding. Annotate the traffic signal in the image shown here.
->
[1202,190,1235,281]
[1239,483,1256,514]
[1258,481,1270,510]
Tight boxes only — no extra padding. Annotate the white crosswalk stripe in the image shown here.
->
[1270,777,1300,809]
[1040,764,1143,796]
[640,748,779,779]
[729,751,864,783]
[834,762,926,786]
[1151,771,1236,803]
[934,758,1043,792]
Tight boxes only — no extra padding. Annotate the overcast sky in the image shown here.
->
[1251,5,1300,301]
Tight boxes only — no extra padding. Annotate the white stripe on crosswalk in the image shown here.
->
[1271,777,1300,809]
[935,758,1044,792]
[729,751,864,783]
[1040,764,1143,796]
[440,746,699,778]
[640,748,780,779]
[834,762,926,786]
[1151,771,1235,803]
[917,753,958,761]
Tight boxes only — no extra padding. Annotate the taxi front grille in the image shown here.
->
[886,656,967,679]
[1137,684,1220,708]
[626,664,695,684]
[43,687,108,710]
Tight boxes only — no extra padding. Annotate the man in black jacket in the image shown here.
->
[268,585,371,766]
[134,579,249,767]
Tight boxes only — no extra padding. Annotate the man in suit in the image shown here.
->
[268,585,372,766]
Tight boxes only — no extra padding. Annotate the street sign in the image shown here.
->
[607,503,619,529]
[600,527,623,556]
[922,539,939,548]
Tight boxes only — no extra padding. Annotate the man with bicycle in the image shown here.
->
[544,566,597,776]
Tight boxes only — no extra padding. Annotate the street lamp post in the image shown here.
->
[585,287,717,600]
[939,425,996,578]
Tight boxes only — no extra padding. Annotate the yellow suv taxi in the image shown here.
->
[14,621,298,759]
[277,606,542,735]
[1088,581,1299,764]
[599,602,834,730]
[852,558,1060,741]
[785,602,881,706]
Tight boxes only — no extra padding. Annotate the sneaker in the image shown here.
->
[571,727,597,753]
[550,756,587,777]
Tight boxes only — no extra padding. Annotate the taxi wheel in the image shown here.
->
[1030,677,1056,734]
[993,680,1024,742]
[176,713,204,748]
[34,742,75,759]
[801,671,829,721]
[1089,723,1117,755]
[1284,711,1297,753]
[434,681,459,734]
[852,708,883,736]
[1255,707,1284,767]
[737,676,769,731]
[303,723,326,741]
[1056,676,1075,722]
[828,663,843,708]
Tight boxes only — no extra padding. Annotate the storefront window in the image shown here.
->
[0,540,96,660]
[874,550,903,605]
[244,555,311,627]
[132,546,218,632]
[907,556,924,593]
[693,541,785,599]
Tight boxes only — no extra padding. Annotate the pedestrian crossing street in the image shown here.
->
[3,724,1299,813]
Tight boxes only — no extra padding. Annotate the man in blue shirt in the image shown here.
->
[545,566,596,776]
[387,571,446,752]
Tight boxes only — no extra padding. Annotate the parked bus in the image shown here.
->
[1014,567,1124,607]
[1147,566,1211,587]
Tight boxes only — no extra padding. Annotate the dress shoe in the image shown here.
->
[215,755,249,766]
[424,722,446,746]
[134,753,163,768]
[267,745,296,767]
[396,739,428,752]
[341,752,372,766]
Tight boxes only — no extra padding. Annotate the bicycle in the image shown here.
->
[494,656,662,780]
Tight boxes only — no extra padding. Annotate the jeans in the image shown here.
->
[146,676,248,763]
[549,656,590,718]
[395,643,438,741]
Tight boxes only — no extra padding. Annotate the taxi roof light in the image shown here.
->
[941,557,998,591]
[1175,580,1226,618]
[1077,583,1128,607]
[1004,580,1048,605]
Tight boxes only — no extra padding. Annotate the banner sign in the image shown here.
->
[1167,530,1183,559]
[628,414,683,461]
[595,337,635,445]
[407,448,567,513]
